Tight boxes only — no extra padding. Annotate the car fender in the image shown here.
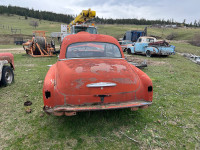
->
[127,46,135,53]
[0,53,14,70]
[145,46,159,54]
[43,64,56,107]
[129,64,153,101]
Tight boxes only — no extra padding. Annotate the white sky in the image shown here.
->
[0,0,200,23]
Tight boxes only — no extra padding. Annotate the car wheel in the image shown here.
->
[146,50,151,57]
[127,49,132,54]
[1,66,14,86]
[123,48,127,52]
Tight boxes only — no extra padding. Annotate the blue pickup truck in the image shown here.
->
[127,37,175,57]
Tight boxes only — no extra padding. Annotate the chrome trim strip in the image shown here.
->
[87,82,117,88]
[59,58,125,61]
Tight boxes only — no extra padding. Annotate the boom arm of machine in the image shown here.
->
[69,8,96,30]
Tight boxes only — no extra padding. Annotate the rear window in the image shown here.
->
[146,38,154,43]
[66,42,122,58]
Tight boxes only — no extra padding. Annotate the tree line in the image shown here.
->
[0,5,198,27]
[0,5,74,23]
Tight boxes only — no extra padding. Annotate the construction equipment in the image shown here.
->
[61,9,97,42]
[23,31,55,57]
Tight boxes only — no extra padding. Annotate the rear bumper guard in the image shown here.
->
[43,100,152,115]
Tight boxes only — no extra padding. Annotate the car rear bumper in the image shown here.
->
[160,51,175,55]
[43,100,152,116]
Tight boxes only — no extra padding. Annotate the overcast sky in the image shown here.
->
[0,0,199,23]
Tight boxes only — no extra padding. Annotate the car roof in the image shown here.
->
[139,36,156,39]
[118,40,132,42]
[59,32,124,59]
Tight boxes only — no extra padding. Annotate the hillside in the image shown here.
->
[1,14,200,43]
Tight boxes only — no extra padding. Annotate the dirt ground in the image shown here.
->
[125,55,166,66]
[0,47,25,54]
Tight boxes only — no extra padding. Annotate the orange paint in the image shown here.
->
[43,32,153,115]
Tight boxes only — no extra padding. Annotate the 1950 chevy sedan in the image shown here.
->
[43,32,153,116]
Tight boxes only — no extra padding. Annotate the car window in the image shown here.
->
[126,41,132,44]
[146,38,154,43]
[66,42,122,58]
[138,38,142,42]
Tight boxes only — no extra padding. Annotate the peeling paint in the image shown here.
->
[75,67,83,73]
[112,78,136,84]
[75,79,85,89]
[90,63,126,74]
[112,64,126,73]
[91,63,111,73]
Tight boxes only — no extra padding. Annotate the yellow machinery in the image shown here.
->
[69,8,96,28]
[61,9,97,42]
[23,31,56,57]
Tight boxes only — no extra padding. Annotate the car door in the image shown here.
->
[134,38,144,53]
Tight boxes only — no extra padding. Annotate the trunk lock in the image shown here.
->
[95,95,110,103]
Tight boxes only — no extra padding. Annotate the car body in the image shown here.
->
[118,40,133,52]
[43,32,153,116]
[127,36,175,57]
[0,53,15,86]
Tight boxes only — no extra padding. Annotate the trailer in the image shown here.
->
[123,27,147,42]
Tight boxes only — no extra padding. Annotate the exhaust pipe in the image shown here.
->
[53,111,64,116]
[140,105,149,109]
[65,112,76,116]
[131,107,138,111]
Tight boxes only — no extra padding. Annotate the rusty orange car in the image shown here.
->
[43,32,153,116]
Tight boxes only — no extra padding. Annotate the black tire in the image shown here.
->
[123,48,127,52]
[1,66,14,86]
[146,50,151,57]
[127,49,132,54]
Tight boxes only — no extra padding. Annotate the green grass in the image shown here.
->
[0,14,61,36]
[171,42,200,55]
[1,13,200,41]
[0,14,200,149]
[0,47,199,149]
[97,24,200,41]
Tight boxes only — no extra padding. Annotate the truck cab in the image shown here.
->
[71,25,97,34]
[61,24,97,42]
[134,37,156,53]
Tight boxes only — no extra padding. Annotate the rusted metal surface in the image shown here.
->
[23,31,56,57]
[181,53,200,65]
[43,32,153,116]
[0,53,14,81]
[44,100,152,115]
[0,53,14,69]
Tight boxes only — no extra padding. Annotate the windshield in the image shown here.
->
[66,42,122,58]
[126,41,132,44]
[74,26,97,34]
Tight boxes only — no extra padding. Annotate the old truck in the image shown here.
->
[0,53,14,86]
[127,36,175,57]
[61,9,97,42]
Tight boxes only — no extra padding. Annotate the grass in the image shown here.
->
[0,14,61,36]
[171,42,200,55]
[1,14,200,41]
[0,44,200,149]
[0,14,200,149]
